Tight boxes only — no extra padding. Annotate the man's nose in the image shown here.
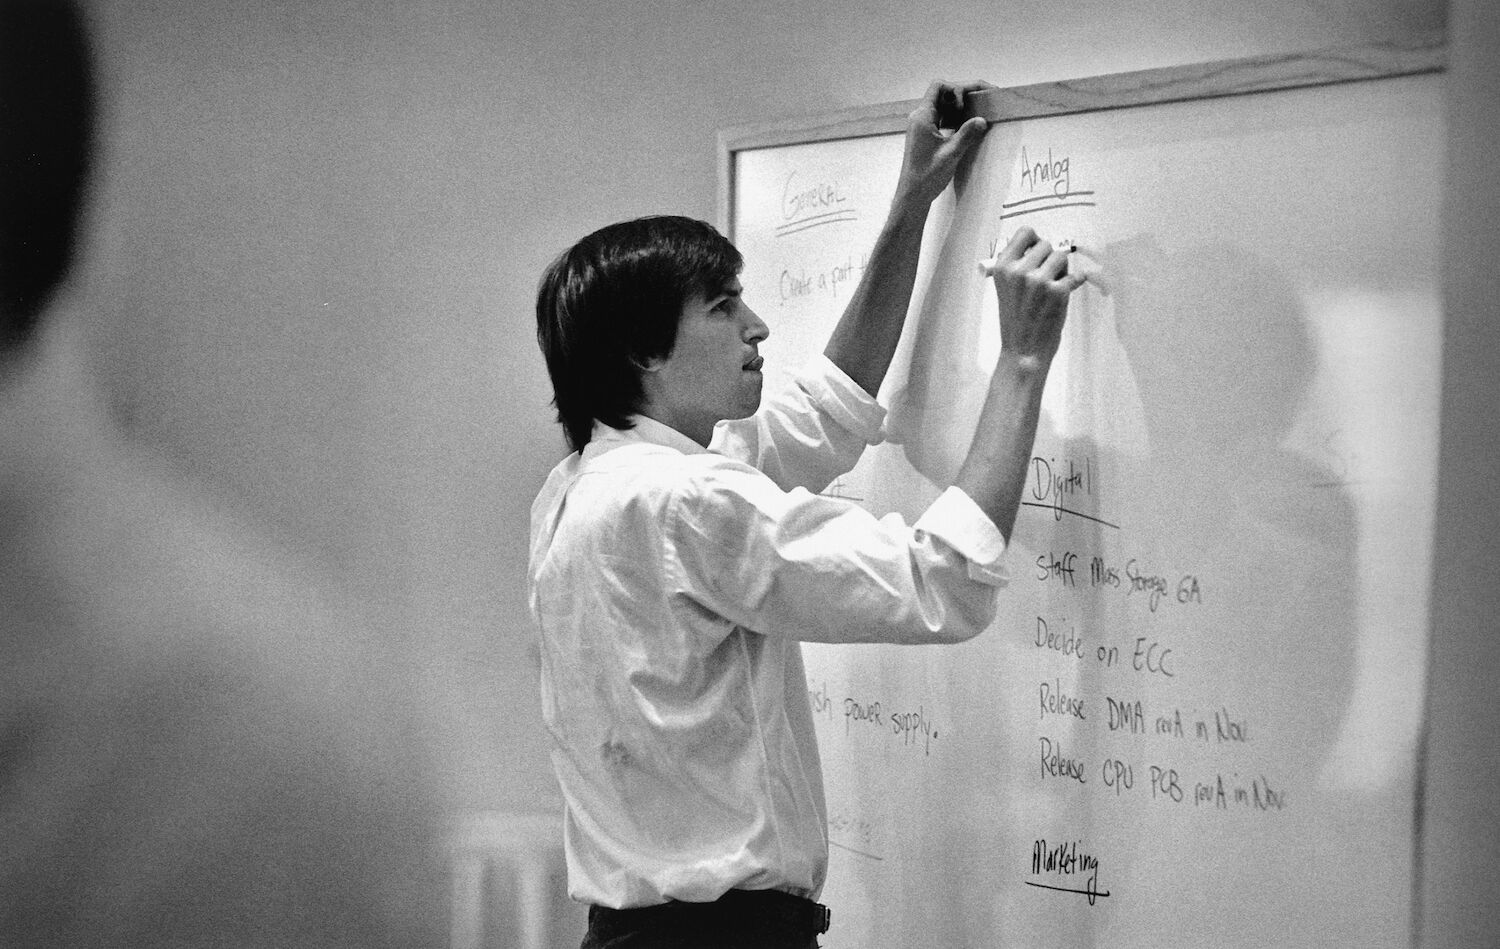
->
[743,304,769,344]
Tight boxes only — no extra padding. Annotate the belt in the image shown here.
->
[589,888,833,942]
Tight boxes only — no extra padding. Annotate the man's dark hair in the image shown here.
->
[0,0,95,353]
[536,215,743,451]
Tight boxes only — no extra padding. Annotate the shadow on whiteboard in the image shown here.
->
[887,231,1398,799]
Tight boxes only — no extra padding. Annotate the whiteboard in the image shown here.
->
[724,35,1443,949]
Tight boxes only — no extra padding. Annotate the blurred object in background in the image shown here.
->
[1,2,447,945]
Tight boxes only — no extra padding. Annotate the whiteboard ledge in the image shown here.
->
[716,28,1445,234]
[973,28,1446,123]
[718,30,1446,151]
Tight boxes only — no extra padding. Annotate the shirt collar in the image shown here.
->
[587,414,713,458]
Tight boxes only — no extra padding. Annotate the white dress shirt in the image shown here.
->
[528,355,1009,908]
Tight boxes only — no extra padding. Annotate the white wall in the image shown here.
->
[75,0,1453,828]
[1420,0,1500,944]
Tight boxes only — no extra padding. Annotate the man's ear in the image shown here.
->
[630,353,665,374]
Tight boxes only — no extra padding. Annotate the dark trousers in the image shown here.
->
[580,889,830,949]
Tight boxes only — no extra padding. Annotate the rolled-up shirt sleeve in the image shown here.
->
[914,486,1010,586]
[711,355,886,494]
[661,457,1009,646]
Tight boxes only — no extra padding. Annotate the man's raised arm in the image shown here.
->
[956,227,1086,544]
[822,79,991,397]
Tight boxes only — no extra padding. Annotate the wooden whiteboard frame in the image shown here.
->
[717,29,1446,238]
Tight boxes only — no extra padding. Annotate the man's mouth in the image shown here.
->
[743,355,764,371]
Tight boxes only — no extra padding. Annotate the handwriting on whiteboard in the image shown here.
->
[777,171,857,237]
[1001,144,1098,221]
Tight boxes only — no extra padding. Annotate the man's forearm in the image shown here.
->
[954,351,1052,544]
[822,193,931,398]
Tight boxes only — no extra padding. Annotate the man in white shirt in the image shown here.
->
[530,79,1085,949]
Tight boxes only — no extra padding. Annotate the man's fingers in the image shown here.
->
[998,226,1039,263]
[1037,244,1072,280]
[1020,236,1055,269]
[926,79,993,130]
[936,115,988,162]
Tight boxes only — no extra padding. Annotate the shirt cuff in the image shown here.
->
[795,354,887,446]
[914,486,1009,585]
